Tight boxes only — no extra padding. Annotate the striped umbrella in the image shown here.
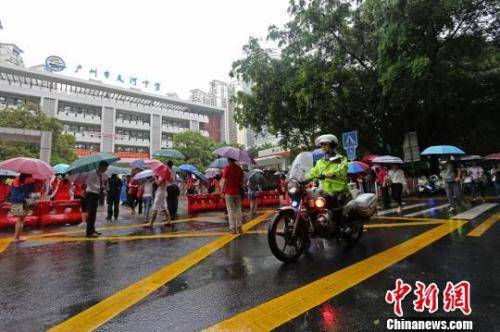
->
[372,155,404,164]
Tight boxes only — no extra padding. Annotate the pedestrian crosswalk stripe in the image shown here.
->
[376,203,427,216]
[452,203,498,220]
[467,214,499,237]
[404,203,449,217]
[204,220,467,331]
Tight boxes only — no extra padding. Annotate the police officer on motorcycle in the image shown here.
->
[305,134,349,197]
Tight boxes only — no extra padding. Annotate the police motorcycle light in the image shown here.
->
[314,197,326,209]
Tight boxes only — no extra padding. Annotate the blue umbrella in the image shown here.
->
[209,158,229,169]
[53,163,70,174]
[130,159,146,169]
[179,164,199,173]
[421,145,465,156]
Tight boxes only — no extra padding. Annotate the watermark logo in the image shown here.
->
[385,279,471,316]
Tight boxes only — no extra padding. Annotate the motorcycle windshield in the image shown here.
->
[288,152,314,181]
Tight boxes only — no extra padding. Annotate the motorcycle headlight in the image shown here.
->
[314,197,326,208]
[287,180,299,194]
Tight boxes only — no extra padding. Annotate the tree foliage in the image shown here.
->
[0,103,77,164]
[171,130,222,171]
[231,0,500,155]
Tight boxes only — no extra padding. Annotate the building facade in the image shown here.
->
[0,63,225,162]
[0,43,24,67]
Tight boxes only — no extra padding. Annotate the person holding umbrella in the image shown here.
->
[221,158,244,234]
[8,173,36,242]
[166,161,180,220]
[106,173,123,220]
[85,161,109,237]
[148,173,171,228]
[440,156,467,214]
[387,163,405,212]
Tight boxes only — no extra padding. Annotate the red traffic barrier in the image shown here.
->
[40,200,82,226]
[0,202,40,229]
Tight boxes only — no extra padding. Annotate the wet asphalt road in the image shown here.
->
[0,197,498,331]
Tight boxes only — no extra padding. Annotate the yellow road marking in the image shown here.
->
[0,238,13,254]
[205,220,467,331]
[371,216,452,222]
[467,214,499,237]
[30,232,228,242]
[49,212,272,332]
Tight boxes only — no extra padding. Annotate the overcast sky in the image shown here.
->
[0,0,290,98]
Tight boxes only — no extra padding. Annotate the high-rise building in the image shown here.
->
[189,89,212,105]
[190,80,239,144]
[0,43,24,67]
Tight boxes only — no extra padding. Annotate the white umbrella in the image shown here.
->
[372,155,404,164]
[133,169,154,180]
[0,168,19,177]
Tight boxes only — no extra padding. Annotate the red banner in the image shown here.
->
[74,149,98,157]
[114,152,150,159]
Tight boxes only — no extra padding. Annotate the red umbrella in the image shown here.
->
[485,153,500,160]
[362,154,380,164]
[153,164,171,181]
[0,157,53,180]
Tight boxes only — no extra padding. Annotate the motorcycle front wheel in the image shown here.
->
[268,211,308,263]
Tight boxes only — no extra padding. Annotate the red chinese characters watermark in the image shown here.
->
[385,279,412,317]
[413,281,439,313]
[443,281,472,315]
[386,280,471,316]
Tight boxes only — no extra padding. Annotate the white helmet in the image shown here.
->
[315,134,339,147]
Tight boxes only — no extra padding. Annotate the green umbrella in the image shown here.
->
[107,166,130,175]
[152,149,186,159]
[65,152,120,174]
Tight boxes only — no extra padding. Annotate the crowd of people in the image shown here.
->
[1,152,498,240]
[349,159,499,214]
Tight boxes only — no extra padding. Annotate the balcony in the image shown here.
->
[115,119,151,131]
[161,125,189,134]
[66,131,101,144]
[114,136,151,147]
[57,112,102,125]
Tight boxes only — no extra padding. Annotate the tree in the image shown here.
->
[231,0,500,155]
[171,130,221,171]
[0,103,77,164]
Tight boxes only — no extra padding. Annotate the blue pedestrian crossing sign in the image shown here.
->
[342,130,358,148]
[346,147,357,161]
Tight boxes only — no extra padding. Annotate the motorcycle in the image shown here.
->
[268,152,377,263]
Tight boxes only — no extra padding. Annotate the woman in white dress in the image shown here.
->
[148,175,171,227]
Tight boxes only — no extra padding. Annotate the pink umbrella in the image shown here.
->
[0,157,54,180]
[144,159,163,170]
[205,168,221,178]
[485,153,500,160]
